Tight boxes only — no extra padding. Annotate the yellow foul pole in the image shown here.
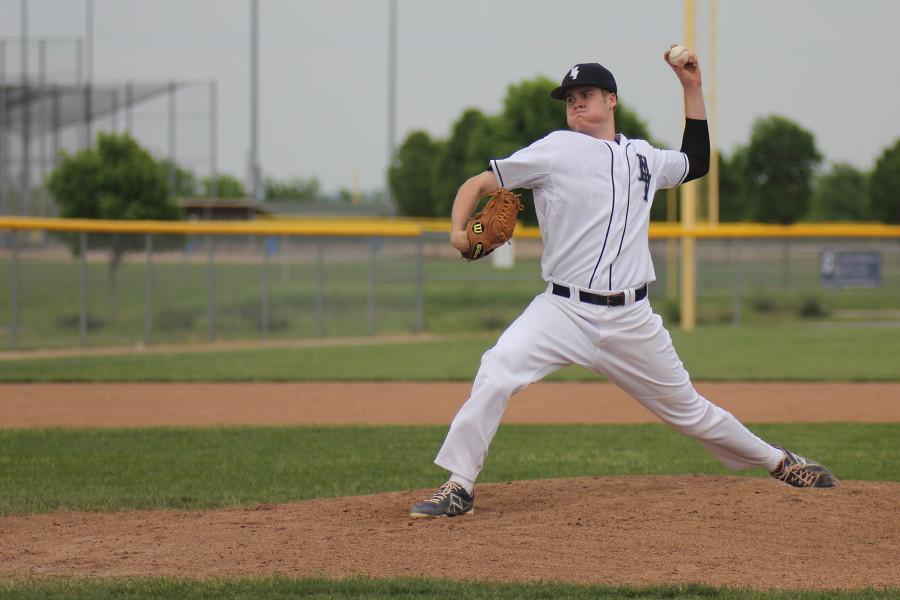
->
[680,0,698,330]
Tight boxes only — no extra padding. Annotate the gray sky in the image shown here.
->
[2,0,898,194]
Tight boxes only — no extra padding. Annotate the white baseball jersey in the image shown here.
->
[490,131,688,292]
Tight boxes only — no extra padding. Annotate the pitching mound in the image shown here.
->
[2,476,897,590]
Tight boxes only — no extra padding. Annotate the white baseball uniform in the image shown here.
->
[435,130,783,484]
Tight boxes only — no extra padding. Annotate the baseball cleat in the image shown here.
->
[410,481,475,518]
[770,445,839,488]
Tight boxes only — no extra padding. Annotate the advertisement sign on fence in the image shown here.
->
[819,250,881,288]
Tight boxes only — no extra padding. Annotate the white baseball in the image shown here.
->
[668,45,690,67]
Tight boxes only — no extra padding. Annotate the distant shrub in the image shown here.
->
[798,297,829,319]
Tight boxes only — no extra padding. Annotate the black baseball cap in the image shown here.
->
[550,63,617,100]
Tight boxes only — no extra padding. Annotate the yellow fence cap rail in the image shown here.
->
[1,216,899,239]
[274,214,452,234]
[0,216,424,237]
[518,222,900,240]
[648,222,900,239]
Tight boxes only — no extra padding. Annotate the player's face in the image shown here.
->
[565,86,616,136]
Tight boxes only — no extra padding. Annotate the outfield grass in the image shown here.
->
[0,423,896,516]
[1,576,897,600]
[1,324,899,381]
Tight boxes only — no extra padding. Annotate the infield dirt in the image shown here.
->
[2,381,899,428]
[1,382,898,590]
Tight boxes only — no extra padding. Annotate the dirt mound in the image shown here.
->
[2,476,897,590]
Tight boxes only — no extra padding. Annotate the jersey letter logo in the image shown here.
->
[569,66,579,80]
[637,154,651,201]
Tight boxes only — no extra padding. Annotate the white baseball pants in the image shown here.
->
[435,288,783,483]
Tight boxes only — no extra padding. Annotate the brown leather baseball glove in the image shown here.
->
[461,188,524,261]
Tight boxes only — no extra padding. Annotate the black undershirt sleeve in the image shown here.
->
[680,118,710,182]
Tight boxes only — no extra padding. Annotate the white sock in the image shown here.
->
[449,474,475,495]
[767,447,786,472]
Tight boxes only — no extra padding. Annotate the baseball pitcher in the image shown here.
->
[411,46,838,518]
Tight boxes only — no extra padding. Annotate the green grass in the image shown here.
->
[1,324,898,381]
[1,576,897,599]
[0,423,896,516]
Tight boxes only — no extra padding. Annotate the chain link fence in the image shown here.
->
[1,225,899,351]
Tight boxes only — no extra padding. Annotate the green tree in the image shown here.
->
[46,132,181,321]
[158,159,198,197]
[870,139,900,223]
[201,173,246,198]
[434,109,497,217]
[389,130,443,217]
[498,77,567,151]
[811,163,869,221]
[740,115,822,224]
[717,149,751,222]
[265,176,320,202]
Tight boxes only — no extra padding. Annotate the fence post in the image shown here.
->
[10,230,19,350]
[315,238,325,336]
[145,233,153,345]
[732,238,742,326]
[206,235,215,341]
[261,236,270,339]
[782,239,791,289]
[281,236,290,282]
[415,235,424,333]
[367,238,376,336]
[79,232,88,346]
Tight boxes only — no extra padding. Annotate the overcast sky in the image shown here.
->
[2,0,898,194]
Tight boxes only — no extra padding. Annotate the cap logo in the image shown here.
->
[569,66,580,80]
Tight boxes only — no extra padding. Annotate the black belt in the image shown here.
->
[552,283,648,307]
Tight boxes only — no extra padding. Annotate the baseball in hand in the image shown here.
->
[668,45,690,67]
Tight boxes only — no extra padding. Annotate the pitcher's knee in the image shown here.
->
[474,352,526,397]
[471,372,518,405]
